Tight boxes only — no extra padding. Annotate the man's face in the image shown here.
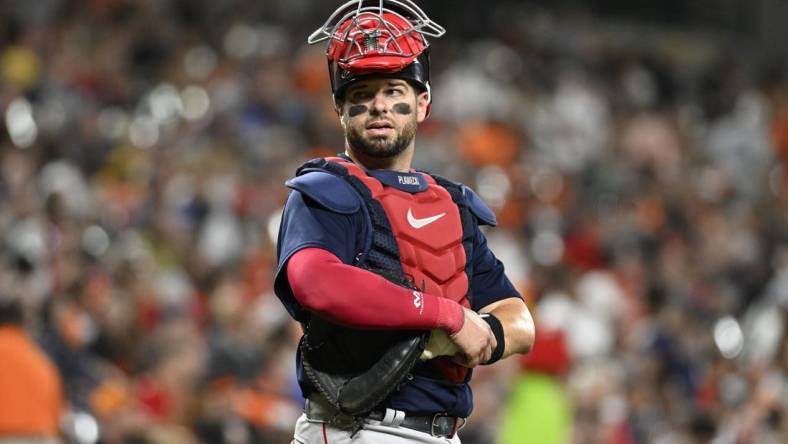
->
[340,78,429,159]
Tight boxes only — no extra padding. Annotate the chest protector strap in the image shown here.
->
[427,173,477,304]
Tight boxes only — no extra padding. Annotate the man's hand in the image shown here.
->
[449,308,497,367]
[420,328,459,361]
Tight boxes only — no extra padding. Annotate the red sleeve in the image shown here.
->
[286,248,464,334]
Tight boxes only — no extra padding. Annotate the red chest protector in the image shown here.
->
[298,157,477,382]
[336,158,470,308]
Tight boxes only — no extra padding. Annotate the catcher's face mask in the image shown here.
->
[308,0,445,112]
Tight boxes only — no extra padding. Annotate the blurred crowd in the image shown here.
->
[1,1,787,443]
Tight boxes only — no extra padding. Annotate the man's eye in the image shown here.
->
[351,91,372,101]
[387,89,403,96]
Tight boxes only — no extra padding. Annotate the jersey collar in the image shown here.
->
[338,153,428,193]
[367,170,428,193]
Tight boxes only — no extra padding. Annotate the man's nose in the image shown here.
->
[370,92,389,114]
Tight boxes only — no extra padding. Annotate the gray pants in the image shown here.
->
[291,413,462,444]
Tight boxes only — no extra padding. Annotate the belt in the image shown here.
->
[367,409,464,438]
[305,395,465,438]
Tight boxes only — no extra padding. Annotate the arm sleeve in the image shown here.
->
[469,226,522,311]
[273,191,363,321]
[287,248,464,334]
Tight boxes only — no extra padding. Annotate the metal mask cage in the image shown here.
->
[308,0,445,63]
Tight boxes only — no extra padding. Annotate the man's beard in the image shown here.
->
[346,118,417,159]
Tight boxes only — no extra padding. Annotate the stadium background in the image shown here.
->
[1,0,788,443]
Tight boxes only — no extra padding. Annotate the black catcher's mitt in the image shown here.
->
[300,269,430,416]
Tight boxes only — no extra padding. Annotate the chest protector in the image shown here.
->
[294,157,482,415]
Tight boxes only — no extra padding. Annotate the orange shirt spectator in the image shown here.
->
[0,324,64,439]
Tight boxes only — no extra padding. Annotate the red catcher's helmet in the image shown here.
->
[308,0,445,109]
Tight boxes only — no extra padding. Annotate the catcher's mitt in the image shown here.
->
[300,269,430,416]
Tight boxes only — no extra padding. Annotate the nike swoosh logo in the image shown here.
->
[407,208,446,229]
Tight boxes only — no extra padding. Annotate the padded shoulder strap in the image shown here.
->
[286,170,361,215]
[461,185,497,226]
[426,171,498,227]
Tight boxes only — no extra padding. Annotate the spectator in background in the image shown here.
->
[0,290,64,444]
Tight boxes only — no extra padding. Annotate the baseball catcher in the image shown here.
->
[274,1,536,442]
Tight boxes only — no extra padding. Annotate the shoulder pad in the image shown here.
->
[286,171,361,214]
[461,185,497,226]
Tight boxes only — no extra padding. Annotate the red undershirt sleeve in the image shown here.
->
[286,247,465,334]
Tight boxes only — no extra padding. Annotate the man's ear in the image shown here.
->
[416,90,430,123]
[334,98,344,116]
[335,98,349,129]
